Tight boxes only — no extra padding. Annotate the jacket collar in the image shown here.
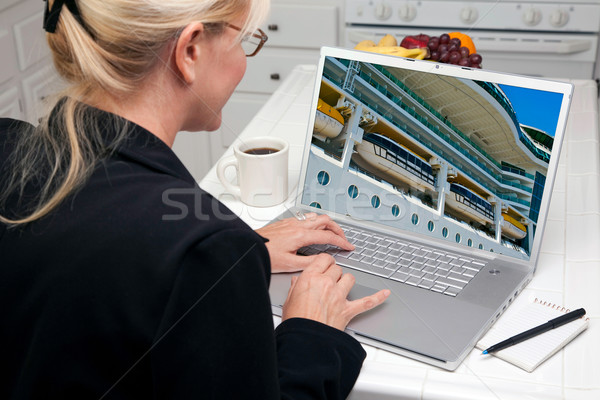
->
[116,119,197,185]
[53,100,198,186]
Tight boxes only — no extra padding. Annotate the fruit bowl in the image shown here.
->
[354,32,483,68]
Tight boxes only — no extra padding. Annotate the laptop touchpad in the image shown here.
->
[348,283,380,301]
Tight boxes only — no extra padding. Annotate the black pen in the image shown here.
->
[482,308,586,354]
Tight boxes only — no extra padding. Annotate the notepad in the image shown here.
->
[476,298,589,372]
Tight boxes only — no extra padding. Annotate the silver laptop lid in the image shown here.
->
[296,46,573,270]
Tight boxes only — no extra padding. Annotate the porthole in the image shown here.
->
[347,184,359,199]
[316,170,330,186]
[427,220,434,232]
[371,195,381,208]
[442,227,448,238]
[490,248,494,253]
[479,244,484,250]
[467,238,473,247]
[309,202,322,209]
[391,204,400,217]
[411,213,419,225]
[455,233,461,243]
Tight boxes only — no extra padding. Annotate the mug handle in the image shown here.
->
[216,155,241,197]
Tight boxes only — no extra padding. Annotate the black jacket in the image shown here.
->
[0,113,366,399]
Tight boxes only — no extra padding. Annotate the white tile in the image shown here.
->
[566,140,600,176]
[273,122,310,146]
[239,118,277,139]
[565,214,600,261]
[566,174,600,215]
[245,206,288,227]
[296,83,318,106]
[539,218,566,255]
[280,103,312,126]
[530,253,564,292]
[564,262,600,317]
[569,81,598,114]
[564,388,600,400]
[0,29,17,84]
[546,187,566,221]
[275,68,315,97]
[287,168,301,195]
[258,93,297,123]
[199,178,226,198]
[215,191,243,214]
[553,162,567,193]
[288,144,306,169]
[564,318,600,389]
[13,12,49,71]
[565,111,599,143]
[272,315,282,327]
[423,370,563,400]
[558,137,569,167]
[517,289,564,306]
[351,361,427,400]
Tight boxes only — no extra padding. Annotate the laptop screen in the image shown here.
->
[300,51,571,262]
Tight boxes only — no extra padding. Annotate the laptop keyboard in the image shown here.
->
[299,223,487,297]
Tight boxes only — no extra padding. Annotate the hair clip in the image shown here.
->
[43,0,89,35]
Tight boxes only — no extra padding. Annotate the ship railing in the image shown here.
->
[501,164,535,180]
[497,193,531,208]
[371,65,505,170]
[474,81,550,163]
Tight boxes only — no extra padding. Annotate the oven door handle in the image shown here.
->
[347,31,592,55]
[477,39,591,55]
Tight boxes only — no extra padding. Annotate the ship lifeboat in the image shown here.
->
[501,213,527,239]
[355,133,435,192]
[313,98,345,138]
[445,183,494,225]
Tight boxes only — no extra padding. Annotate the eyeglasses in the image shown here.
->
[224,23,268,57]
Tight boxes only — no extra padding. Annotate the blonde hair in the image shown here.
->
[0,0,270,225]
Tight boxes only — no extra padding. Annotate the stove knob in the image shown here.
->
[550,9,569,28]
[398,3,417,22]
[523,8,542,26]
[460,6,479,24]
[374,2,392,21]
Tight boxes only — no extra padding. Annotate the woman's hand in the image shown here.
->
[281,254,390,331]
[255,213,354,273]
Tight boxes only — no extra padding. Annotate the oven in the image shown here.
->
[344,0,600,79]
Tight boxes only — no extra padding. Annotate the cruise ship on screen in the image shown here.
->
[303,56,554,260]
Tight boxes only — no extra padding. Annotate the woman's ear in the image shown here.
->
[173,22,205,84]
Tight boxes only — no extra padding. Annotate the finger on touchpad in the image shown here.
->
[348,283,379,301]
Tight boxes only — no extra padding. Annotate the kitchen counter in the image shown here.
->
[199,65,600,400]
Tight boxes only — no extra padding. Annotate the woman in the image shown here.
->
[0,0,389,398]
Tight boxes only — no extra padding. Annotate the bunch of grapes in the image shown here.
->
[427,34,482,68]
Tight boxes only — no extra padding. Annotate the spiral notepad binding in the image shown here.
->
[533,298,590,321]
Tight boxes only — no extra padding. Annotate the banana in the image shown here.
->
[361,46,429,60]
[354,40,376,51]
[377,34,397,47]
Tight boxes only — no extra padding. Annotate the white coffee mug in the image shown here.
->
[216,136,289,207]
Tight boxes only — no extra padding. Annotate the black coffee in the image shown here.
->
[244,147,279,155]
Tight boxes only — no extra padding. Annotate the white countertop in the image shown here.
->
[199,65,600,400]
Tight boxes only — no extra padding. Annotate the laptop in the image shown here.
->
[268,46,573,370]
